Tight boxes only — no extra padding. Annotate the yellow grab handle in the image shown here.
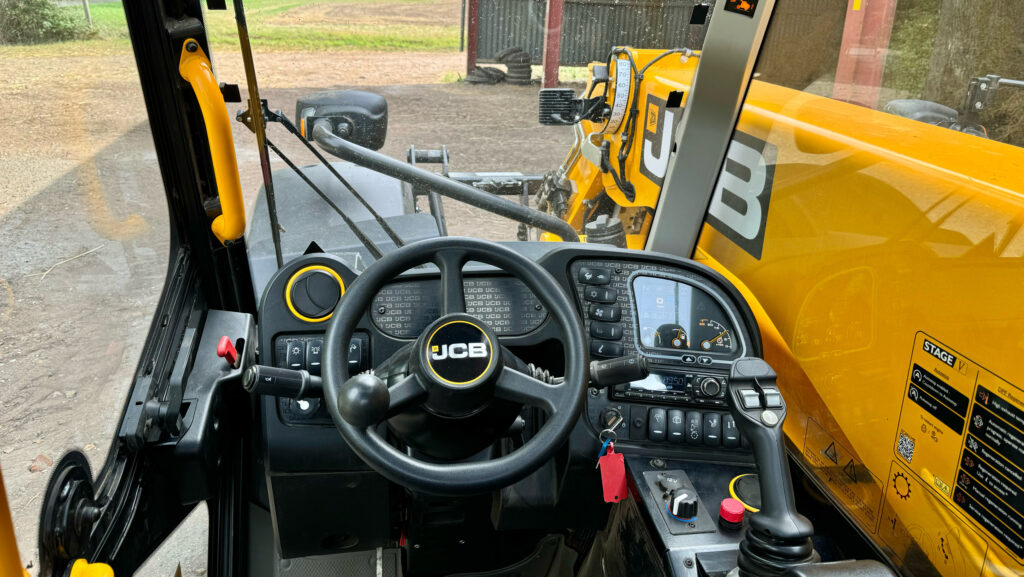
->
[178,39,245,244]
[69,559,115,577]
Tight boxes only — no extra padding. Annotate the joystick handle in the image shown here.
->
[726,358,814,542]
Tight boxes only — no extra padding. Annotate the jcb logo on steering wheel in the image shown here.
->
[431,343,488,361]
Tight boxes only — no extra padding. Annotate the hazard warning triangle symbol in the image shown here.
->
[843,459,858,483]
[823,442,838,464]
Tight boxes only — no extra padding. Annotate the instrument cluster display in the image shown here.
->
[633,276,738,356]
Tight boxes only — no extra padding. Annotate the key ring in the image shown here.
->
[599,428,618,444]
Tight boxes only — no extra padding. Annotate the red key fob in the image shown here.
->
[599,443,627,503]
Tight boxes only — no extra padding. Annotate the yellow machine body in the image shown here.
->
[553,49,1024,577]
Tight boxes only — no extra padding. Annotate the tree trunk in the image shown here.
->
[923,0,1024,144]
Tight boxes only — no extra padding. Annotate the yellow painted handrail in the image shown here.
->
[1,462,30,577]
[178,39,245,244]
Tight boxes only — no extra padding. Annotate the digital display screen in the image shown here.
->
[624,372,689,392]
[632,276,738,355]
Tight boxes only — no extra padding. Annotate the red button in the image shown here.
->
[719,498,745,524]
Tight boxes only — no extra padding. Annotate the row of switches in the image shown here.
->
[648,408,740,448]
[275,335,365,375]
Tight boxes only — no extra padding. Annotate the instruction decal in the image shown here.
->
[803,418,883,527]
[896,332,1024,561]
[908,363,967,434]
[724,0,758,17]
[880,460,989,577]
[959,379,1024,558]
[602,58,633,134]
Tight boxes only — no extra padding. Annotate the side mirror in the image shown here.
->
[296,90,388,151]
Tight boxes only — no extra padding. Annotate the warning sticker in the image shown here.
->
[880,460,989,577]
[895,334,977,496]
[897,332,1024,561]
[957,372,1024,559]
[803,418,883,527]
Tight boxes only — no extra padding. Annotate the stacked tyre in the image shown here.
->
[498,47,533,85]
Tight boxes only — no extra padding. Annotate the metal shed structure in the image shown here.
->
[465,0,716,86]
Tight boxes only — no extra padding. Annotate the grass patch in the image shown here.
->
[882,0,940,97]
[79,0,460,52]
[559,66,590,83]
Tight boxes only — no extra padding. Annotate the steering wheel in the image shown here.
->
[322,237,587,495]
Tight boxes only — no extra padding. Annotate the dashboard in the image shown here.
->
[256,243,759,462]
[567,257,754,454]
[254,243,759,558]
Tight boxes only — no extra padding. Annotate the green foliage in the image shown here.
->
[0,0,90,44]
[88,0,459,52]
[882,0,941,97]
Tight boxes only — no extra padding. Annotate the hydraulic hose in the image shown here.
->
[312,121,580,242]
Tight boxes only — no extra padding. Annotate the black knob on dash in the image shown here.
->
[668,488,698,520]
[700,377,722,397]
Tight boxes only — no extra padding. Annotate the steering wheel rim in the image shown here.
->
[322,237,587,495]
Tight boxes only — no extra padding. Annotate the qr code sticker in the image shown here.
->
[897,431,915,463]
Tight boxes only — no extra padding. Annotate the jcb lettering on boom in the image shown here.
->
[705,131,776,260]
[641,99,776,261]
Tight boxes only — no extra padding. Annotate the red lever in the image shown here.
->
[217,336,238,367]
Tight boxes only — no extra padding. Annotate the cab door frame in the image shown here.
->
[40,0,258,575]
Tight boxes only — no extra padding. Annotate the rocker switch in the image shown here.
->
[648,408,667,442]
[285,339,305,370]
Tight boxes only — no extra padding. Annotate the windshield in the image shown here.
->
[0,1,715,573]
[194,0,721,290]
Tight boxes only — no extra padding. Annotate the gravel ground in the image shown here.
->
[0,42,574,576]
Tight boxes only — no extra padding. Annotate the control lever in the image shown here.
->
[590,354,648,388]
[243,365,322,398]
[727,358,818,576]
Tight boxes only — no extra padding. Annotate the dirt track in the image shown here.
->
[0,41,573,575]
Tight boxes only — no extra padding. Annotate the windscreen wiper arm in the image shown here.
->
[232,0,283,268]
[265,138,385,260]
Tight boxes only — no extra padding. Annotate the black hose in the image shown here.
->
[312,121,580,242]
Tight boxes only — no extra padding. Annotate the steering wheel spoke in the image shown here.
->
[435,250,467,315]
[386,374,428,418]
[495,368,567,414]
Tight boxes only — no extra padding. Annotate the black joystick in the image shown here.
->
[727,358,818,577]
